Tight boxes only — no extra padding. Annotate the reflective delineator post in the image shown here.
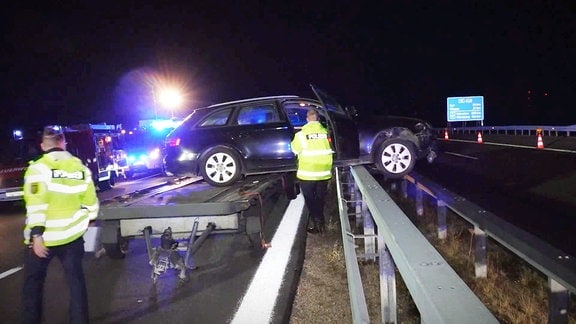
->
[477,131,483,144]
[537,133,544,149]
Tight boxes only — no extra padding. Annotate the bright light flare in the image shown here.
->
[158,88,184,109]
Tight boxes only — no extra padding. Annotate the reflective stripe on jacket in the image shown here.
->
[290,121,334,181]
[23,151,99,246]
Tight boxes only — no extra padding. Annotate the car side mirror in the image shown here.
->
[345,106,358,118]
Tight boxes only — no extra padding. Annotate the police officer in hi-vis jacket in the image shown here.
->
[22,125,99,324]
[291,108,334,234]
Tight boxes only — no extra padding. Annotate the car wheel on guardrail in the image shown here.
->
[376,138,416,178]
[200,147,241,187]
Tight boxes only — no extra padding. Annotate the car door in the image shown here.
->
[232,102,295,172]
[310,85,360,161]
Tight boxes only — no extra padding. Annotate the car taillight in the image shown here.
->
[166,138,181,147]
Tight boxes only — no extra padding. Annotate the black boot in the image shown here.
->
[307,220,320,234]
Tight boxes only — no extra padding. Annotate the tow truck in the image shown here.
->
[97,172,298,282]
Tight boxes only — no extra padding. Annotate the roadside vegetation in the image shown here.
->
[290,178,576,323]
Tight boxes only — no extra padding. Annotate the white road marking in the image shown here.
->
[0,265,23,280]
[444,151,479,160]
[446,138,576,153]
[231,194,305,324]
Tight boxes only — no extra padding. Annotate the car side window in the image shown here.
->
[236,105,279,125]
[198,108,232,127]
[283,102,321,127]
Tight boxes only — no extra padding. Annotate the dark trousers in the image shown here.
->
[22,237,89,324]
[299,179,329,225]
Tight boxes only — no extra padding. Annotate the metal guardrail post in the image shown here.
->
[474,226,487,278]
[363,201,376,261]
[437,200,447,240]
[353,178,363,228]
[549,278,569,323]
[379,238,397,323]
[416,185,424,216]
[401,180,408,199]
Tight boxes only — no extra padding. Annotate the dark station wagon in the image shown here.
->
[163,85,437,186]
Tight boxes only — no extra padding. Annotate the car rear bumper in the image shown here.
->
[163,154,200,177]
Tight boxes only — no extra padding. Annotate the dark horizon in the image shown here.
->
[1,2,575,130]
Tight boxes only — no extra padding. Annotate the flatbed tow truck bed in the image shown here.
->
[97,172,298,260]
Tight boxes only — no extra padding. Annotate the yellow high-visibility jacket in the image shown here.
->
[23,150,99,246]
[291,121,334,181]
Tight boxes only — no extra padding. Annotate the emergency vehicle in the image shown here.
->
[122,118,182,177]
[63,124,129,190]
[0,129,41,202]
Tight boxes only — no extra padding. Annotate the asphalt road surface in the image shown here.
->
[414,139,576,257]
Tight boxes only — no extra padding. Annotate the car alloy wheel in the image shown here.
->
[200,147,241,186]
[376,139,416,178]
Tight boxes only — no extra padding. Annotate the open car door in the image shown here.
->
[310,84,360,162]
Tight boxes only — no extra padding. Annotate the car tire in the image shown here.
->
[98,179,112,191]
[200,147,242,187]
[375,138,416,178]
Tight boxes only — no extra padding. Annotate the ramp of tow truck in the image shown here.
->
[83,173,308,323]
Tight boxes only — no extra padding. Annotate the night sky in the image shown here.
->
[1,1,575,130]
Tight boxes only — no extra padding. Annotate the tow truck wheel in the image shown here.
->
[375,138,416,178]
[282,172,299,200]
[200,147,241,187]
[104,234,128,259]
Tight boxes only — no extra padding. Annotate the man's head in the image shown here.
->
[40,125,66,152]
[306,108,319,122]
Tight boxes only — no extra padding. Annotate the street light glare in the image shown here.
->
[158,88,184,109]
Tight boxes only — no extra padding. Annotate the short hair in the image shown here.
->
[307,109,319,120]
[42,125,65,146]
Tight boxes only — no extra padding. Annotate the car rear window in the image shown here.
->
[198,107,232,127]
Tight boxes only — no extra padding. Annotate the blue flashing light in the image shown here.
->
[13,130,23,141]
[150,119,183,132]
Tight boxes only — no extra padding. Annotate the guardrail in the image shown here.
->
[336,166,576,323]
[335,166,498,323]
[400,171,576,323]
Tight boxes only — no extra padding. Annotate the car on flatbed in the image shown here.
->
[163,85,437,186]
